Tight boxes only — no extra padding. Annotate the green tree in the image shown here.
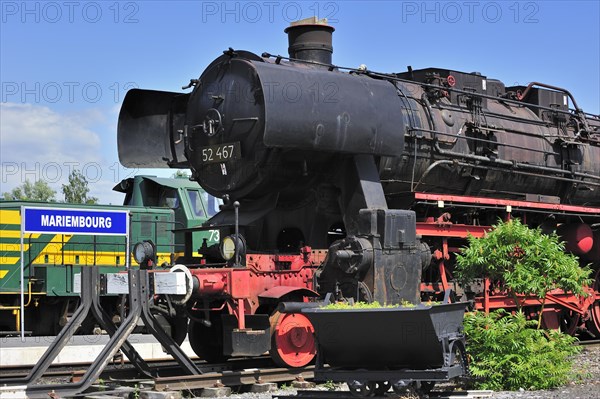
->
[62,169,98,204]
[455,218,592,327]
[3,179,56,201]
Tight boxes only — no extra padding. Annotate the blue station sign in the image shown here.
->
[22,207,129,236]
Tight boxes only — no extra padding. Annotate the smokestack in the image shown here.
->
[285,17,334,65]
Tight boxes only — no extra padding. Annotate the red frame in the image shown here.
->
[414,192,600,215]
[187,247,325,329]
[416,192,600,329]
[183,193,599,333]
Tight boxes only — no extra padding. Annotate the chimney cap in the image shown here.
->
[284,17,335,33]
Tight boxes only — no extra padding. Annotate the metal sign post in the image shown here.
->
[19,206,24,341]
[20,206,130,341]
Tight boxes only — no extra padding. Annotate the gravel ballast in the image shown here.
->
[222,345,599,399]
[490,344,600,399]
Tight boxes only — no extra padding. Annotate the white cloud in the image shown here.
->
[0,103,126,203]
[0,103,186,204]
[1,103,102,165]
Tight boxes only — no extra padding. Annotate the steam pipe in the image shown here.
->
[518,82,582,112]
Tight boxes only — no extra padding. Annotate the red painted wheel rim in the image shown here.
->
[589,269,600,335]
[271,312,315,367]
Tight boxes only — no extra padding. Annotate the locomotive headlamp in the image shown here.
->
[220,236,236,260]
[133,240,156,268]
[219,234,246,265]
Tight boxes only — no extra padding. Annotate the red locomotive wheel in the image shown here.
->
[270,311,316,368]
[587,269,600,337]
[560,309,581,336]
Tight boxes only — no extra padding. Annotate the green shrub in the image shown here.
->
[464,310,581,391]
[321,300,416,310]
[455,219,592,327]
[322,301,393,309]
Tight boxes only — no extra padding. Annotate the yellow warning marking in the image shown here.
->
[0,210,21,225]
[30,234,72,264]
[0,231,40,239]
[0,227,172,266]
[0,244,30,252]
[0,291,46,295]
[0,251,171,266]
[31,250,172,266]
[0,270,8,278]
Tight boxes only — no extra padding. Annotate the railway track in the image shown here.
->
[1,338,597,398]
[0,356,275,379]
[152,365,314,392]
[0,357,314,398]
[577,338,600,347]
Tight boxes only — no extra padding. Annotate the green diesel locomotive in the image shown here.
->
[0,175,220,336]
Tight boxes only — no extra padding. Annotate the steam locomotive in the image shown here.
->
[118,18,600,367]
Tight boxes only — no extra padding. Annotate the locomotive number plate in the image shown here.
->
[201,142,241,164]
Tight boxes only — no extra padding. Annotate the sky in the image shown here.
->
[1,0,599,205]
